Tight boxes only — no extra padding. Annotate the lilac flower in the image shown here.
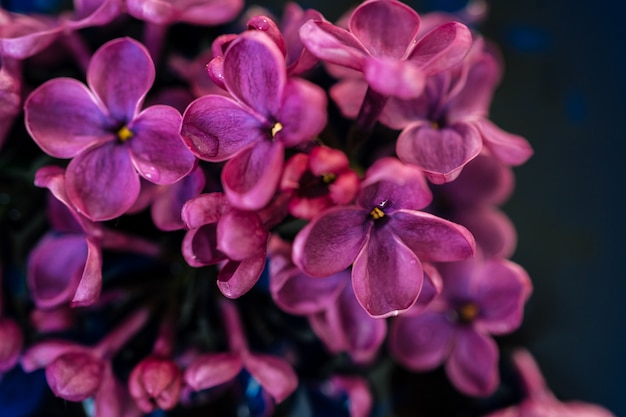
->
[129,356,183,412]
[24,37,196,221]
[484,349,615,417]
[181,31,327,210]
[326,375,373,417]
[380,37,532,182]
[293,157,475,318]
[0,0,123,60]
[299,0,472,100]
[184,300,297,405]
[21,309,148,403]
[28,166,160,308]
[389,256,532,396]
[280,146,359,219]
[181,192,269,298]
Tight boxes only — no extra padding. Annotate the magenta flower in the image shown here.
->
[129,356,183,412]
[484,349,615,417]
[0,0,123,60]
[281,146,359,219]
[181,192,269,298]
[0,57,21,150]
[380,37,532,182]
[0,317,22,375]
[181,31,327,210]
[299,0,472,100]
[293,157,475,318]
[25,37,196,221]
[389,256,532,396]
[184,300,297,405]
[21,309,148,403]
[28,166,160,308]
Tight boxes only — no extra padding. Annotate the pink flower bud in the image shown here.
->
[0,317,23,372]
[45,351,105,401]
[129,356,182,412]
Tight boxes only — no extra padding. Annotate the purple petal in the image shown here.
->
[453,206,517,259]
[408,22,473,75]
[128,105,195,184]
[329,375,373,417]
[152,165,205,231]
[244,353,298,404]
[223,31,285,117]
[70,0,124,28]
[349,0,420,59]
[329,78,368,120]
[472,259,532,335]
[298,20,367,71]
[217,252,267,298]
[184,353,243,391]
[269,236,348,315]
[446,329,499,396]
[87,38,155,123]
[177,0,244,25]
[222,139,284,210]
[389,210,475,262]
[396,123,482,184]
[71,236,103,307]
[292,206,369,277]
[27,234,88,309]
[276,78,327,147]
[352,229,423,318]
[363,57,425,99]
[217,210,268,261]
[24,78,111,158]
[0,57,21,148]
[181,192,229,230]
[0,14,61,59]
[389,311,454,370]
[66,141,140,221]
[247,15,287,56]
[358,157,432,211]
[126,0,176,24]
[182,224,226,267]
[0,318,22,372]
[21,340,87,372]
[312,283,387,363]
[181,95,264,162]
[476,120,533,166]
[46,351,105,401]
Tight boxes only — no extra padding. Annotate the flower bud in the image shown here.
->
[45,351,105,401]
[0,317,23,372]
[129,356,182,412]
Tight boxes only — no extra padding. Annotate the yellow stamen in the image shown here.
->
[271,122,283,138]
[458,302,479,322]
[321,173,336,184]
[430,120,439,129]
[370,207,385,220]
[117,125,134,142]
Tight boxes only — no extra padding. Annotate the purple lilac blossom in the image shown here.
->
[184,300,297,405]
[280,146,359,219]
[128,356,183,412]
[389,256,532,396]
[0,0,123,60]
[299,0,472,100]
[293,157,475,318]
[126,0,243,26]
[0,56,21,149]
[181,30,327,210]
[24,37,196,221]
[181,192,269,298]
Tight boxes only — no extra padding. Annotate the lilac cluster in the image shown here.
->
[0,0,614,416]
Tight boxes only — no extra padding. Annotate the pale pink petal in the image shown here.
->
[184,352,243,391]
[244,353,298,403]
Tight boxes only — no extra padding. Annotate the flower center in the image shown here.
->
[117,125,134,142]
[271,122,283,138]
[370,207,385,220]
[321,173,336,184]
[457,302,479,323]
